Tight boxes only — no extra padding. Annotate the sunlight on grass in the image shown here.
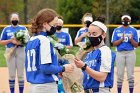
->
[0,45,6,67]
[0,46,140,67]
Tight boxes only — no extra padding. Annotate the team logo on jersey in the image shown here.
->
[6,30,11,32]
[116,30,121,32]
[85,59,97,67]
[60,38,66,42]
[117,33,123,37]
[61,35,65,38]
[7,32,14,37]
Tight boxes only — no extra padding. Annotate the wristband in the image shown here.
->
[81,64,87,71]
[62,66,65,72]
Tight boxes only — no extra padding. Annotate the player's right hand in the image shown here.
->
[10,38,21,45]
[122,31,125,39]
[120,32,125,42]
[63,64,74,73]
[81,32,88,38]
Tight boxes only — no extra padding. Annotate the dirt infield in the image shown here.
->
[0,67,140,93]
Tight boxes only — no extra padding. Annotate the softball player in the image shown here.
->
[74,21,116,93]
[25,8,74,93]
[56,18,73,48]
[111,15,139,93]
[75,13,93,45]
[0,13,27,93]
[55,18,73,93]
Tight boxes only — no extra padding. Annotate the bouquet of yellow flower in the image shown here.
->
[4,30,30,61]
[48,35,93,93]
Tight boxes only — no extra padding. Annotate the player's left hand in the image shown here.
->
[129,32,133,40]
[81,32,88,38]
[74,58,85,68]
[58,73,63,78]
[11,38,21,45]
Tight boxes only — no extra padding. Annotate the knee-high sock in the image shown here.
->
[18,80,24,93]
[117,81,122,93]
[9,80,15,93]
[129,80,134,93]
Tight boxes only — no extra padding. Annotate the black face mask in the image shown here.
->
[56,26,62,31]
[85,21,92,27]
[46,26,56,36]
[11,20,18,26]
[122,20,130,26]
[89,35,103,47]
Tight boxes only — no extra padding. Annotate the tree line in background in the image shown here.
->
[56,0,140,43]
[0,0,140,44]
[0,0,56,24]
[57,0,140,24]
[0,0,140,24]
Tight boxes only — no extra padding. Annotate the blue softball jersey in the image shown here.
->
[111,26,139,51]
[83,45,116,90]
[0,25,27,48]
[25,32,63,84]
[55,31,73,46]
[75,27,88,43]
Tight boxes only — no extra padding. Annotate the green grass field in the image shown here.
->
[0,46,140,67]
[135,47,140,66]
[0,45,6,67]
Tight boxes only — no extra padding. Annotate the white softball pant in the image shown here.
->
[5,47,25,81]
[29,82,58,93]
[116,50,136,88]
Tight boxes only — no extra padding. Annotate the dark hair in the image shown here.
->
[58,16,63,20]
[96,15,106,23]
[31,8,58,33]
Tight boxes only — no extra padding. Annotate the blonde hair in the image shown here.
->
[82,13,93,24]
[10,12,19,20]
[31,8,58,33]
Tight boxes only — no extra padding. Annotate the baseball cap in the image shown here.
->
[91,21,107,33]
[121,15,131,20]
[83,16,93,22]
[58,18,64,24]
